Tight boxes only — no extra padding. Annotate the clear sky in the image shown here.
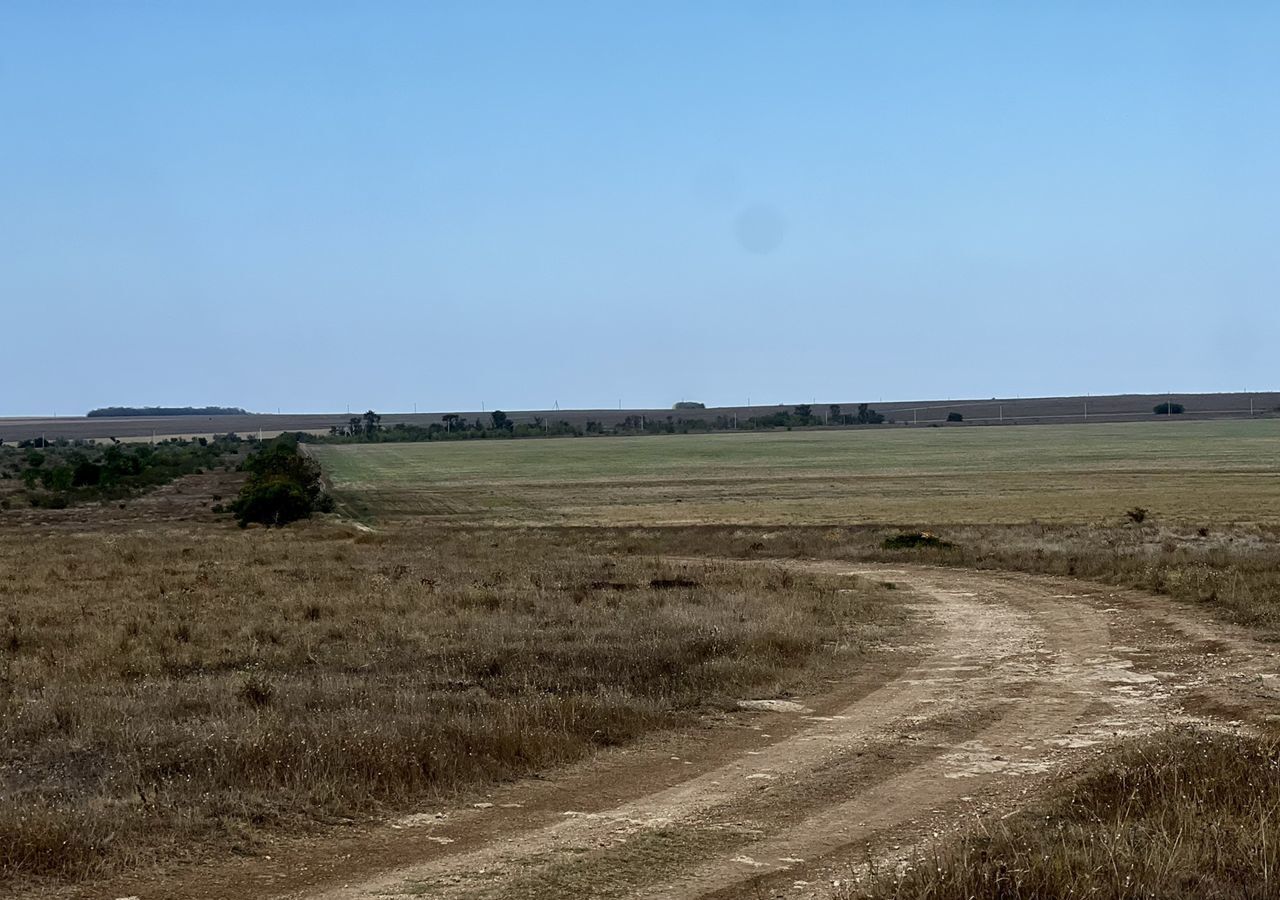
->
[2,2,1277,416]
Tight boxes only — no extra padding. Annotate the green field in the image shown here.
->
[309,420,1280,526]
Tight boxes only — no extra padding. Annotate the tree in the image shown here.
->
[361,410,382,436]
[673,401,706,410]
[856,403,885,425]
[828,404,842,423]
[230,437,329,527]
[947,412,964,422]
[793,404,812,420]
[490,410,511,430]
[442,414,460,431]
[1153,402,1184,415]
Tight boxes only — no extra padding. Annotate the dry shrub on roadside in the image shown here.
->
[846,727,1280,900]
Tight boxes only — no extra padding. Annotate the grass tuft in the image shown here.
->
[847,727,1280,900]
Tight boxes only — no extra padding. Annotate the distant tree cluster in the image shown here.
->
[330,410,383,437]
[1153,402,1185,415]
[87,406,249,418]
[673,401,706,410]
[745,403,886,428]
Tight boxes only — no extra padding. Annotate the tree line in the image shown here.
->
[305,402,895,446]
[86,406,249,418]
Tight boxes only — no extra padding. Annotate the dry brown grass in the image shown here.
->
[845,726,1280,900]
[0,522,907,888]
[546,521,1280,633]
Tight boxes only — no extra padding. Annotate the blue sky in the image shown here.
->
[2,2,1277,415]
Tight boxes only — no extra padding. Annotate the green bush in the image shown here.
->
[229,438,329,527]
[231,477,314,527]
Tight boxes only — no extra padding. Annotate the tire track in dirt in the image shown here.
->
[288,561,1272,900]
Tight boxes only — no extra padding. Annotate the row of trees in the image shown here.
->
[312,402,897,446]
[87,406,248,418]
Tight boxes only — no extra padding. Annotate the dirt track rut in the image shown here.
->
[275,561,1275,900]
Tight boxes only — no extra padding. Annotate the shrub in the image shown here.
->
[946,412,964,422]
[229,438,328,527]
[1154,402,1185,415]
[883,531,953,550]
[1126,506,1149,524]
[231,477,313,527]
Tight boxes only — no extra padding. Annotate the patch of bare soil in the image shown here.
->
[56,563,1279,900]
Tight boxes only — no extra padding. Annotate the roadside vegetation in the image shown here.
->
[848,726,1280,900]
[0,525,908,887]
[566,522,1280,633]
[865,521,1280,633]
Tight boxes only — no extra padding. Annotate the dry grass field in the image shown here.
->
[0,522,908,890]
[6,419,1280,899]
[311,419,1280,525]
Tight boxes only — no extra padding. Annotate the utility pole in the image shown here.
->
[1083,399,1087,421]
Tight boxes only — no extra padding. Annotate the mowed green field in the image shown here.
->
[309,420,1280,526]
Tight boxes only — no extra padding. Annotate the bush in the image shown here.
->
[229,439,328,527]
[946,412,964,422]
[230,477,313,527]
[883,531,953,550]
[1126,506,1149,524]
[1154,402,1185,415]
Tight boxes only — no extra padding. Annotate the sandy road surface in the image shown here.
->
[89,562,1277,900]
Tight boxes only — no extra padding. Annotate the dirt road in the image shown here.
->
[97,562,1277,900]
